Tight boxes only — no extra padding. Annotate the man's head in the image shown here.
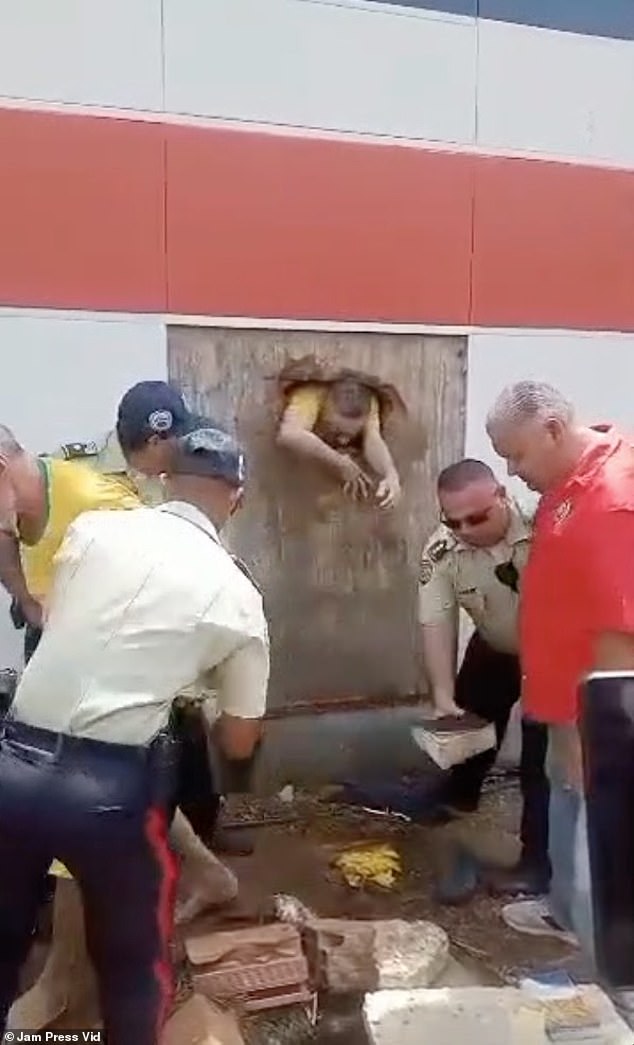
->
[438,459,510,548]
[321,376,374,442]
[165,425,246,531]
[116,381,191,476]
[486,381,577,494]
[0,426,32,530]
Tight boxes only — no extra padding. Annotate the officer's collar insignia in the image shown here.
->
[148,409,173,433]
[61,441,99,460]
[428,538,449,563]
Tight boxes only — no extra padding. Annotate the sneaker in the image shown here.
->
[501,899,578,946]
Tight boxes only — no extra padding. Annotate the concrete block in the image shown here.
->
[363,986,634,1045]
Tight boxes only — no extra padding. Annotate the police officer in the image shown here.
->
[0,424,268,1045]
[418,458,549,896]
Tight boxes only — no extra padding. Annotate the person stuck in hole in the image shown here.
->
[276,372,401,509]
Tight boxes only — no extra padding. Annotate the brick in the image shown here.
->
[304,919,378,993]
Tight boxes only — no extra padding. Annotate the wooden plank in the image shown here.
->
[168,328,466,707]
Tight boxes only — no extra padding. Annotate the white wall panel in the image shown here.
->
[0,312,167,670]
[477,19,634,166]
[466,331,634,501]
[164,0,477,143]
[0,0,163,110]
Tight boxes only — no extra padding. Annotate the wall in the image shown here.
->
[0,1,633,778]
[466,331,634,498]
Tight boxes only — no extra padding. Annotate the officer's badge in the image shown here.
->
[60,441,99,460]
[148,409,173,433]
[428,539,448,563]
[419,557,434,586]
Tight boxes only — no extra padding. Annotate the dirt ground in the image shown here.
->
[192,778,569,983]
[23,777,572,1043]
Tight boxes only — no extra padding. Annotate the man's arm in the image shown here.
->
[418,549,461,715]
[0,529,42,627]
[208,636,269,762]
[587,509,634,671]
[420,621,460,715]
[363,400,401,509]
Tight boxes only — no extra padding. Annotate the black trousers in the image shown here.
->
[582,673,634,988]
[0,720,179,1045]
[26,627,221,835]
[173,705,221,840]
[446,632,550,874]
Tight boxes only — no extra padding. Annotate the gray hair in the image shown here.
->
[487,381,574,432]
[0,425,22,457]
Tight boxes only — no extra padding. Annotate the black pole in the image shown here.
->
[581,671,634,988]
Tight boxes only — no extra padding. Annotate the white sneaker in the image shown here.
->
[502,899,579,946]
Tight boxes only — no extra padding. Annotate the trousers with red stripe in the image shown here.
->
[0,719,179,1045]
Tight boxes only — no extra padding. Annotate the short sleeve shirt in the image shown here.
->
[521,426,634,725]
[13,502,269,744]
[417,501,532,654]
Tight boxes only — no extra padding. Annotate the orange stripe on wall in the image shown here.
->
[0,106,633,330]
[0,108,166,312]
[472,155,634,330]
[166,125,474,324]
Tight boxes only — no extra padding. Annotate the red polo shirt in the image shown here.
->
[521,426,634,725]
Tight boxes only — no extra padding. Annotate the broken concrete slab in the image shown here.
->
[162,994,244,1045]
[304,918,449,993]
[363,986,633,1045]
[374,920,449,990]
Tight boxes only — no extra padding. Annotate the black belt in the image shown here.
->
[0,718,177,768]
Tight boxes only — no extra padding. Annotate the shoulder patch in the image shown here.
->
[428,538,449,563]
[60,441,99,461]
[419,557,434,586]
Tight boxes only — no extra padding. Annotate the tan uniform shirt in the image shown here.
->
[53,430,164,505]
[13,501,269,744]
[417,502,533,655]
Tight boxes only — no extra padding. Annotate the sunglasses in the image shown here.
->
[442,508,492,531]
[495,561,520,594]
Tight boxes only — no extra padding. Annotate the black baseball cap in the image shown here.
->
[172,426,246,487]
[117,381,191,447]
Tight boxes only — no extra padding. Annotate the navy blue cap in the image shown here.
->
[117,381,190,444]
[172,426,246,487]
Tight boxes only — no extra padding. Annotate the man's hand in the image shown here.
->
[21,595,43,630]
[338,456,372,500]
[375,472,401,510]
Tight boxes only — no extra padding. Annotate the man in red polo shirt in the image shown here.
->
[486,380,634,960]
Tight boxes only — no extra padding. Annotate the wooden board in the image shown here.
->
[168,327,466,707]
